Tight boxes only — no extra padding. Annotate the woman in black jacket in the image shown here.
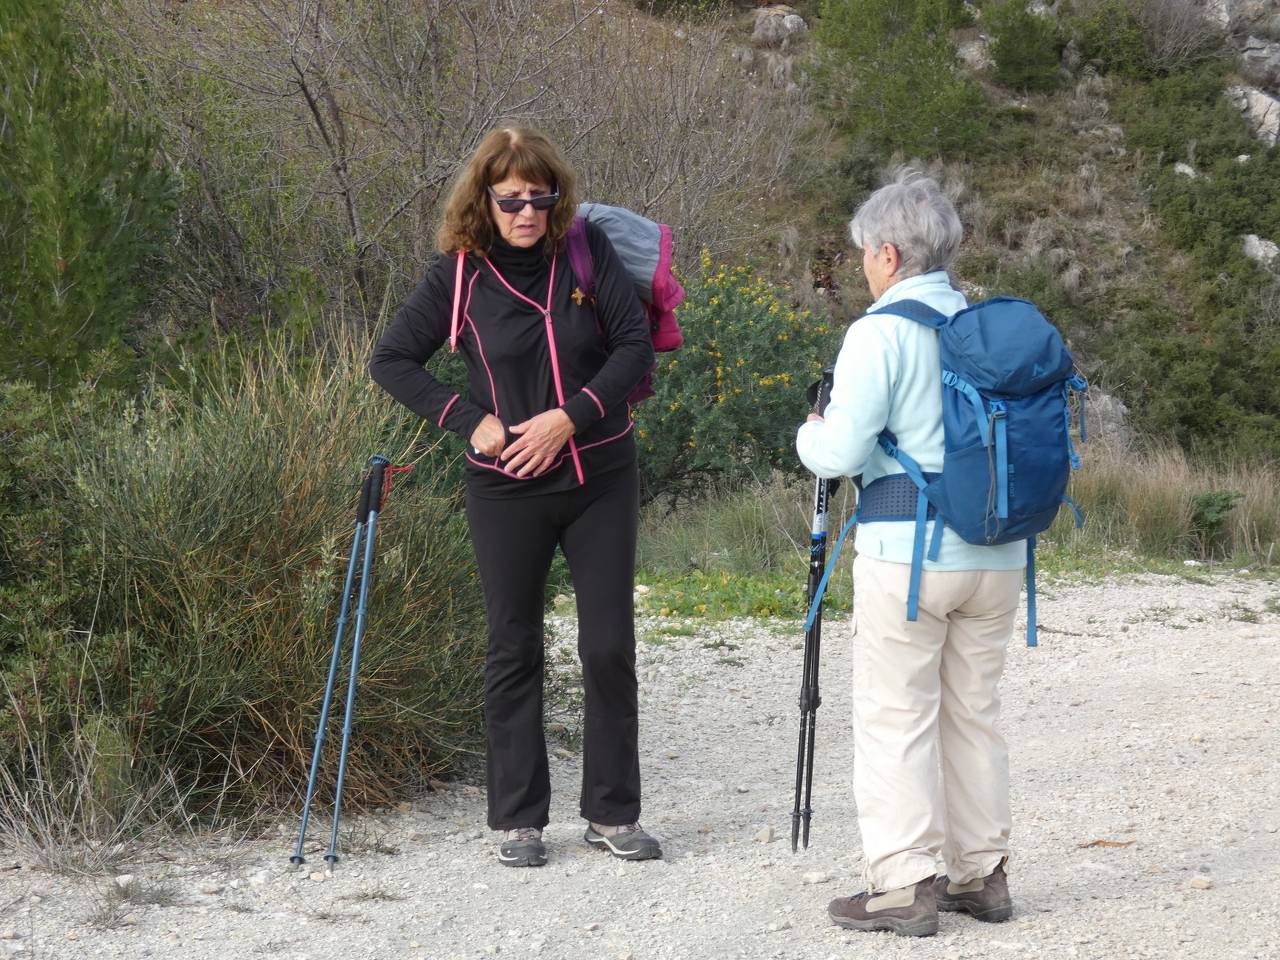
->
[370,126,659,868]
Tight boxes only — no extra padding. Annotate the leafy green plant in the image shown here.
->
[813,0,989,157]
[634,259,843,502]
[1070,0,1152,77]
[1,327,487,826]
[1190,489,1244,559]
[0,0,175,389]
[984,0,1063,92]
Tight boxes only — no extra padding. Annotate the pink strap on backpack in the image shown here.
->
[449,251,465,352]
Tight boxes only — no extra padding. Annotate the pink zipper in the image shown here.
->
[481,251,586,485]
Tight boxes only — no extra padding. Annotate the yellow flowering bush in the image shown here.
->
[635,254,843,501]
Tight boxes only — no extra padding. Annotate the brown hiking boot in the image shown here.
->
[827,876,938,937]
[934,857,1013,922]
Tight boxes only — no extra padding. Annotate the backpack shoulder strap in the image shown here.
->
[565,216,596,299]
[866,298,949,328]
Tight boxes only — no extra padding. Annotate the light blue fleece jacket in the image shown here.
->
[796,272,1026,571]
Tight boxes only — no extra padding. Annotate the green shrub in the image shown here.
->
[634,258,844,502]
[984,0,1063,92]
[1070,0,1222,78]
[1071,0,1151,77]
[1112,63,1252,166]
[1,328,487,819]
[813,0,989,157]
[1190,489,1244,559]
[0,0,175,390]
[1099,67,1280,461]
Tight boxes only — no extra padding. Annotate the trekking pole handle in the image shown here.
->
[806,365,836,416]
[366,455,390,516]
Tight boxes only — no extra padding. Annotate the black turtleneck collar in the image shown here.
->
[486,233,554,283]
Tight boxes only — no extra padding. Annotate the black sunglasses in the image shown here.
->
[487,185,559,214]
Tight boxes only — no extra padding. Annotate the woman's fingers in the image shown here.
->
[499,410,573,475]
[470,414,506,457]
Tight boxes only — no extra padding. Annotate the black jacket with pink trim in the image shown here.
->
[370,224,654,497]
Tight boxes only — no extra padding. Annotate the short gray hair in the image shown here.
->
[848,165,963,279]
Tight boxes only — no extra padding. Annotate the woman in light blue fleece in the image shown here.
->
[798,166,1022,938]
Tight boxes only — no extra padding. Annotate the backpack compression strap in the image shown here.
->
[565,217,596,300]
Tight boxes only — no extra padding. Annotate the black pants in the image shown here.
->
[466,463,641,830]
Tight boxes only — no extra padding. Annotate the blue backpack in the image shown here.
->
[804,296,1088,646]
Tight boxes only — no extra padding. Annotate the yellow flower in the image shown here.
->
[768,304,780,314]
[638,428,649,438]
[669,400,680,411]
[736,357,745,367]
[709,296,720,306]
[687,440,697,448]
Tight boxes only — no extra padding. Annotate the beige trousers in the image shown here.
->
[850,554,1022,892]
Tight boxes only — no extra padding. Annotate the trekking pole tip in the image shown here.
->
[288,855,305,867]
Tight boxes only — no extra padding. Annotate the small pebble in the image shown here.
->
[755,826,775,844]
[1189,877,1213,890]
[308,871,327,883]
[802,871,830,885]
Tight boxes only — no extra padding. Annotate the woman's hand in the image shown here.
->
[469,414,506,458]
[502,409,575,478]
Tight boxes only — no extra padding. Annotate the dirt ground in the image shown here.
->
[2,571,1278,960]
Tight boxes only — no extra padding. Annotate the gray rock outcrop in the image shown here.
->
[1240,34,1280,87]
[752,5,808,51]
[1083,389,1135,449]
[1227,84,1280,144]
[1242,233,1280,265]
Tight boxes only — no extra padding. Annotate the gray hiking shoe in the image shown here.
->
[497,827,546,868]
[827,876,938,938]
[583,822,662,861]
[934,857,1013,922]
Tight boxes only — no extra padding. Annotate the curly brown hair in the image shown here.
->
[436,126,580,254]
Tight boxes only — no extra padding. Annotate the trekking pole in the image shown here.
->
[792,368,838,853]
[323,454,393,870]
[290,455,413,869]
[290,465,377,867]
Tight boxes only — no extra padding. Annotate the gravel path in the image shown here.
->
[2,571,1278,960]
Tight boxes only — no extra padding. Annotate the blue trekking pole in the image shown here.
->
[290,464,376,867]
[291,455,411,869]
[323,455,389,869]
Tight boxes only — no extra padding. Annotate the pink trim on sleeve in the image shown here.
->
[581,387,606,419]
[437,394,460,428]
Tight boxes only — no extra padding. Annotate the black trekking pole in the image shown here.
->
[291,455,412,870]
[792,369,839,853]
